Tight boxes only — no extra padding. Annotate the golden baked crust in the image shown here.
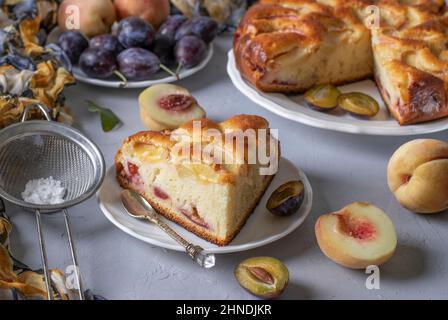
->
[234,0,448,125]
[234,0,373,92]
[117,115,275,182]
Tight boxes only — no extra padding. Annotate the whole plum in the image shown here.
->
[58,31,89,64]
[174,20,193,42]
[152,34,175,65]
[79,48,117,79]
[190,16,218,43]
[117,48,160,81]
[116,17,155,49]
[157,15,187,42]
[89,34,124,56]
[174,35,207,69]
[174,16,218,43]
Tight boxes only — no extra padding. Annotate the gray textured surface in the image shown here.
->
[5,36,448,300]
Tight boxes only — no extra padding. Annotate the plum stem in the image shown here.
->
[114,70,128,88]
[175,62,183,76]
[159,63,179,80]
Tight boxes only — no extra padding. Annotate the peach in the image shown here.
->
[139,84,206,131]
[115,0,170,29]
[387,139,448,214]
[315,202,397,269]
[58,0,116,38]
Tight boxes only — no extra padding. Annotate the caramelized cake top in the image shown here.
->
[235,0,445,64]
[116,115,279,184]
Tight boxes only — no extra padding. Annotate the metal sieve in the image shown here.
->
[0,104,105,300]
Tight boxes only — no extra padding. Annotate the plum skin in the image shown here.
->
[58,31,89,64]
[116,17,155,49]
[174,35,207,69]
[158,15,188,41]
[152,34,175,65]
[266,180,305,216]
[89,34,124,55]
[174,16,218,43]
[79,48,117,79]
[117,48,160,81]
[269,195,304,216]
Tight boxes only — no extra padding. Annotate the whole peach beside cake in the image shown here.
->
[315,202,397,269]
[388,139,448,214]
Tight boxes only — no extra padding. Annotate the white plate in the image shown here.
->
[97,158,312,254]
[73,44,214,89]
[227,50,448,136]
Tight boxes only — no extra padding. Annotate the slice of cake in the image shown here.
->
[372,17,448,125]
[115,115,279,245]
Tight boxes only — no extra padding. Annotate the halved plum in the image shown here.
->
[266,181,305,216]
[304,84,341,111]
[338,92,379,117]
[235,257,289,299]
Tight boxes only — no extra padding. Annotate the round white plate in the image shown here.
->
[73,44,214,89]
[227,50,448,136]
[97,157,312,254]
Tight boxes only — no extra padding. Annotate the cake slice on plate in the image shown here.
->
[115,115,279,245]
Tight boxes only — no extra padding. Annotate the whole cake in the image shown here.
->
[116,115,279,245]
[234,0,448,125]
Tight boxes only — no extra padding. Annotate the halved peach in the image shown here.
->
[315,202,397,269]
[139,84,206,130]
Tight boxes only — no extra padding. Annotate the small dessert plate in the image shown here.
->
[97,157,313,254]
[73,44,213,89]
[227,50,448,136]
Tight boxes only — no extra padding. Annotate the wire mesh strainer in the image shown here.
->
[0,104,105,300]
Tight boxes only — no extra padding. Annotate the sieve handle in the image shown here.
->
[63,209,84,300]
[35,210,53,300]
[21,103,52,123]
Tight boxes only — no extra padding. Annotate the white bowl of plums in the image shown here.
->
[58,15,216,88]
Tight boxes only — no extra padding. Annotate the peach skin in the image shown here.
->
[387,139,448,214]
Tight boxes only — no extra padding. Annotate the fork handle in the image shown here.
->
[149,217,213,268]
[150,217,190,248]
[149,217,207,261]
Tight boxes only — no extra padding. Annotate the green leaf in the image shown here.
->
[86,100,121,132]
